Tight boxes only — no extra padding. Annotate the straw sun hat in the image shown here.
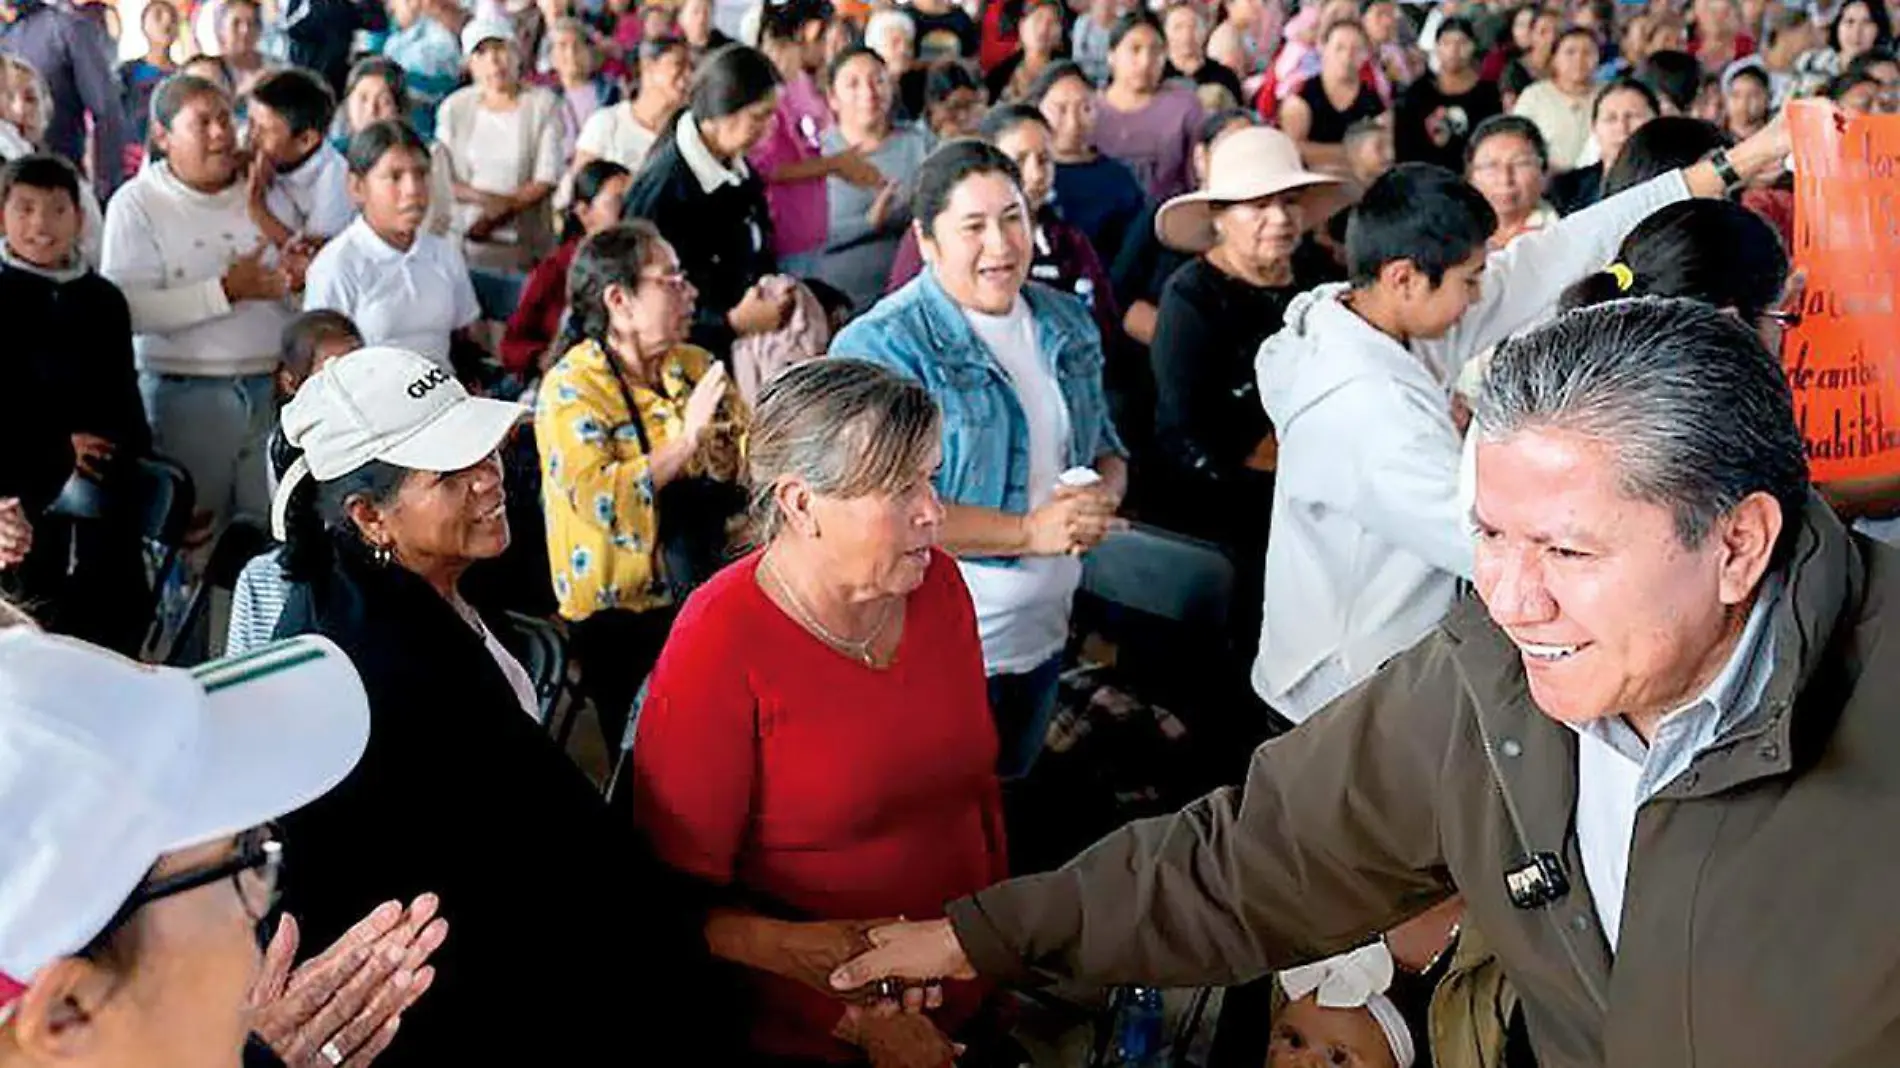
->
[1154,126,1351,254]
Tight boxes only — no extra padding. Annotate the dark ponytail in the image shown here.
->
[555,218,668,362]
[561,158,633,243]
[1558,199,1788,321]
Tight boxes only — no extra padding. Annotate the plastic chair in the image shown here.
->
[164,519,272,666]
[504,611,570,727]
[48,455,195,651]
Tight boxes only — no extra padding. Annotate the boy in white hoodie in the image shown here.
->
[1251,120,1791,725]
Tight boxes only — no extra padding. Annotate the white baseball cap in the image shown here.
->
[461,16,515,58]
[0,633,371,1017]
[268,346,525,539]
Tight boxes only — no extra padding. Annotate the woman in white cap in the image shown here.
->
[1147,124,1345,663]
[435,17,563,296]
[265,346,706,1065]
[0,617,443,1068]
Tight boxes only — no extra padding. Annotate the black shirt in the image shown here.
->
[1296,76,1387,145]
[1393,75,1504,172]
[1163,57,1244,107]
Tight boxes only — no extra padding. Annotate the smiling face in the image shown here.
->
[920,169,1032,315]
[354,453,512,571]
[829,52,892,132]
[155,90,241,190]
[1472,425,1774,729]
[2,181,79,268]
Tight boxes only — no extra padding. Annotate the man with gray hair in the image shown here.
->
[826,297,1900,1066]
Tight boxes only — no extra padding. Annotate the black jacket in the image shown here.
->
[0,262,149,457]
[272,538,707,1065]
[622,114,776,358]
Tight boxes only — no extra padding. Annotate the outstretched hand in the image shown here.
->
[827,918,975,996]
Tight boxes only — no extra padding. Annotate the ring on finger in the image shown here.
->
[320,1040,345,1066]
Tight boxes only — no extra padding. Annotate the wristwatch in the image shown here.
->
[1706,147,1745,194]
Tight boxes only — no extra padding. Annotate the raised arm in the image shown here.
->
[832,638,1462,991]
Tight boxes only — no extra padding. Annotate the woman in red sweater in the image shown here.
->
[498,158,631,376]
[632,359,1008,1067]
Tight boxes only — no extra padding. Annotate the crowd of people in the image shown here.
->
[3,0,1899,1062]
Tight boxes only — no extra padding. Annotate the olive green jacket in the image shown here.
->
[948,495,1900,1066]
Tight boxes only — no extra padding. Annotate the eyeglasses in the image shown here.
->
[639,269,692,293]
[84,826,285,954]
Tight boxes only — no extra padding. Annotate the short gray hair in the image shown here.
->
[747,359,940,544]
[1474,297,1809,561]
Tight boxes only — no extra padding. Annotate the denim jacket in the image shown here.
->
[831,269,1125,564]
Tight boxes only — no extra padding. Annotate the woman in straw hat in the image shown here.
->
[1147,124,1346,660]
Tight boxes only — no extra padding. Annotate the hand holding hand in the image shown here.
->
[249,896,449,1068]
[828,918,976,994]
[848,1010,964,1068]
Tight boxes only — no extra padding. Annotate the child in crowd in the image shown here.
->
[229,309,365,656]
[1252,142,1752,724]
[1272,943,1416,1068]
[246,67,354,246]
[0,154,153,654]
[1342,114,1395,188]
[118,0,180,174]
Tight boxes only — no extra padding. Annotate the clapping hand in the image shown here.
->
[249,896,449,1067]
[0,498,31,569]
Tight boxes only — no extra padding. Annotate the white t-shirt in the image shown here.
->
[954,297,1083,676]
[264,142,355,240]
[302,216,481,368]
[576,103,662,171]
[475,614,542,721]
[456,106,552,243]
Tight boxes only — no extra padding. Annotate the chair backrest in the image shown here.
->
[165,520,274,666]
[503,611,569,725]
[1081,523,1236,629]
[51,457,197,548]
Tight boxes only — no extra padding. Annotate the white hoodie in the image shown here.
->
[1251,170,1693,722]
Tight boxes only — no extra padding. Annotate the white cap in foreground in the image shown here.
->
[0,634,371,1016]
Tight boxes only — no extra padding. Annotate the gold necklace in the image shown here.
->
[759,554,894,667]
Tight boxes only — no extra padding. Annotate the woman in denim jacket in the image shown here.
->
[831,139,1127,780]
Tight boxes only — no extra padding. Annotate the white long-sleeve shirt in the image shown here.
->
[1251,170,1692,723]
[100,161,292,377]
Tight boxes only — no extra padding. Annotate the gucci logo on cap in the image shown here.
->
[407,367,454,400]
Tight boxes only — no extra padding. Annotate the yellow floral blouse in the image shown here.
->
[534,339,747,621]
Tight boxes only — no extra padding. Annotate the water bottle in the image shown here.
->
[1112,986,1166,1066]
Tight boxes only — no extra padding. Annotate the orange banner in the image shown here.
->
[1785,101,1900,482]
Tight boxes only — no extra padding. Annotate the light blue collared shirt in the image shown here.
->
[1572,575,1780,949]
